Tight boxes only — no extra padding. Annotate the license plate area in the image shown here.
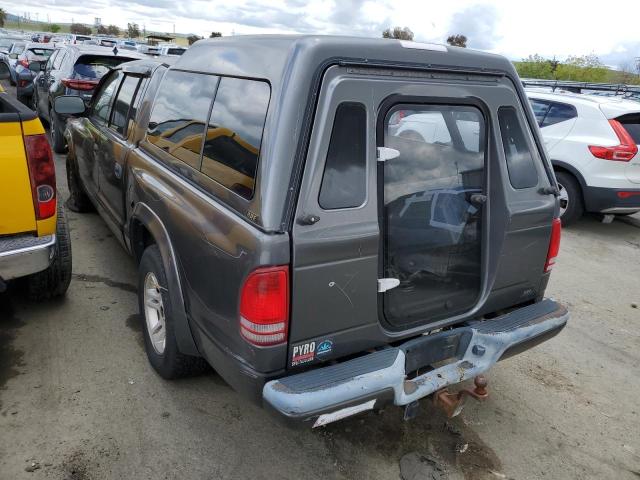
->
[401,329,473,374]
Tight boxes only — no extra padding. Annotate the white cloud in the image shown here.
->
[2,0,640,64]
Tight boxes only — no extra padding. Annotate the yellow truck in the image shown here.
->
[0,64,71,299]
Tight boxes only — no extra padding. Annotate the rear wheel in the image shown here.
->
[138,245,208,379]
[66,155,94,213]
[26,203,72,300]
[49,110,66,154]
[555,171,584,227]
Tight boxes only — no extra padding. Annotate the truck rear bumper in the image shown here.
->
[263,299,568,427]
[0,234,56,281]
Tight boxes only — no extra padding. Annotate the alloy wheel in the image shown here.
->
[143,272,167,355]
[557,183,569,217]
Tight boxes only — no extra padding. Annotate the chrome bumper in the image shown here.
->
[0,234,56,281]
[264,299,568,427]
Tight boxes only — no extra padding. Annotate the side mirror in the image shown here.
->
[29,61,44,72]
[54,95,86,116]
[0,62,10,80]
[9,53,18,60]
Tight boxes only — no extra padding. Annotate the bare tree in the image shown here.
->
[106,25,120,36]
[0,8,6,28]
[210,31,222,38]
[446,34,467,48]
[187,35,201,45]
[382,27,414,41]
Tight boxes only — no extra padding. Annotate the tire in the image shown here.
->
[138,245,208,379]
[26,203,72,301]
[555,171,584,227]
[66,155,94,213]
[49,109,66,154]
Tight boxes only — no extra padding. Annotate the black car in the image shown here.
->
[32,44,145,153]
[56,36,568,428]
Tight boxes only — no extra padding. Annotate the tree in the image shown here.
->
[106,25,120,36]
[127,23,140,39]
[382,27,414,41]
[96,25,108,35]
[556,54,607,82]
[446,34,467,48]
[187,35,201,45]
[49,24,61,33]
[514,54,555,80]
[70,23,92,35]
[0,9,6,28]
[210,31,222,38]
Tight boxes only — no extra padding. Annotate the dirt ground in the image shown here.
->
[1,81,639,479]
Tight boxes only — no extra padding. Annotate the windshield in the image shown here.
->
[26,48,55,60]
[73,55,136,79]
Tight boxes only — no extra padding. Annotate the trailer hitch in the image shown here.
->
[433,375,489,418]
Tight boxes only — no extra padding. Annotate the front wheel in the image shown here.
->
[26,203,72,300]
[138,245,208,379]
[555,171,584,227]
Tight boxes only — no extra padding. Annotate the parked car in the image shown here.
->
[68,34,94,45]
[158,44,186,56]
[14,43,55,105]
[0,63,72,299]
[117,40,139,51]
[32,44,145,153]
[527,90,640,224]
[56,36,567,427]
[0,40,27,85]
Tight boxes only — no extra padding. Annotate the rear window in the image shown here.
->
[498,107,539,189]
[12,44,26,54]
[528,98,577,128]
[617,114,640,144]
[26,48,54,60]
[75,36,92,42]
[166,48,185,55]
[200,77,270,200]
[73,55,136,80]
[146,70,219,170]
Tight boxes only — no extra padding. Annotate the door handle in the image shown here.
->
[539,186,560,197]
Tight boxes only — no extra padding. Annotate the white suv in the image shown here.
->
[526,90,640,225]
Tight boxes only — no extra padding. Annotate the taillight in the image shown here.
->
[544,218,561,273]
[239,266,289,346]
[18,59,29,68]
[24,135,56,220]
[588,119,638,162]
[61,78,99,91]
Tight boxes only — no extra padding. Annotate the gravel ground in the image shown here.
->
[1,81,639,479]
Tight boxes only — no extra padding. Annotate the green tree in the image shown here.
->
[187,35,201,45]
[446,34,467,48]
[106,25,120,36]
[49,24,61,33]
[382,27,414,41]
[210,31,222,38]
[515,54,555,79]
[70,23,92,35]
[0,8,6,28]
[96,25,108,35]
[127,23,140,39]
[556,54,607,82]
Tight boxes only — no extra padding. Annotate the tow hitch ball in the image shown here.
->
[433,375,489,418]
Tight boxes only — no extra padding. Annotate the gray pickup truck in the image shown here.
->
[55,35,567,428]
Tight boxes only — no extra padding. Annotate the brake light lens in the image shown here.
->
[61,78,99,91]
[24,135,56,220]
[239,266,289,346]
[588,119,638,162]
[18,59,29,69]
[544,218,561,273]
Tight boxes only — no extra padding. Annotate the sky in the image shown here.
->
[2,0,640,67]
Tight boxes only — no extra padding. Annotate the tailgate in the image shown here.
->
[0,95,36,235]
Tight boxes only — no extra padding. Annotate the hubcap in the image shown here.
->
[143,272,166,355]
[557,183,569,217]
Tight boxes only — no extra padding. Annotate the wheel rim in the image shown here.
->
[49,113,56,144]
[143,272,167,355]
[557,183,569,217]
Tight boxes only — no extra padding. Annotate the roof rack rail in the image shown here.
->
[521,78,640,95]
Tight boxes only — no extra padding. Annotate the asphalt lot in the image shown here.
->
[1,81,640,480]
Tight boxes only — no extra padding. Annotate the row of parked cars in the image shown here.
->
[1,34,638,430]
